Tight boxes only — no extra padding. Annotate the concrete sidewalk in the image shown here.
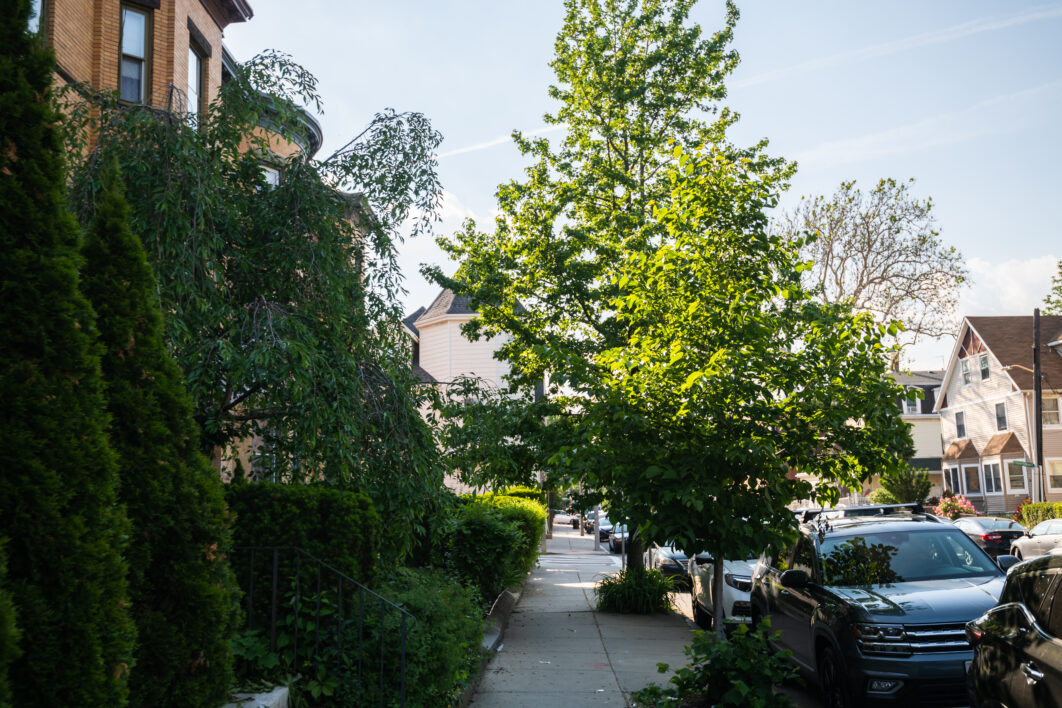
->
[470,518,693,707]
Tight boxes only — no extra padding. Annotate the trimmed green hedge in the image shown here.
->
[444,502,524,608]
[501,486,546,504]
[478,494,547,577]
[226,482,380,582]
[1018,501,1062,528]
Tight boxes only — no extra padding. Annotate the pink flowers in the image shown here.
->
[933,495,978,520]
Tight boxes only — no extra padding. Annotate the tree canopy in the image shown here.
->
[1044,259,1062,315]
[778,178,968,357]
[66,51,446,559]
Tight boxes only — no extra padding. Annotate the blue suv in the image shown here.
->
[750,506,1019,707]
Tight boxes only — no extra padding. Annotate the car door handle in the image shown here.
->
[1022,662,1044,684]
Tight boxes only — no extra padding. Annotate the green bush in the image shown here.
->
[501,486,546,504]
[0,4,135,703]
[1018,501,1062,528]
[633,618,798,707]
[81,161,238,708]
[351,568,485,708]
[477,494,547,577]
[866,488,899,505]
[596,567,674,614]
[444,502,524,608]
[0,544,19,707]
[226,482,380,582]
[880,468,932,503]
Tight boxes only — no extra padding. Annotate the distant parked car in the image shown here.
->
[645,543,689,589]
[688,552,757,631]
[966,552,1062,707]
[1010,519,1062,560]
[595,516,613,541]
[583,510,601,533]
[609,523,632,553]
[953,516,1027,558]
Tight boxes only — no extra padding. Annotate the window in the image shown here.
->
[983,463,1002,494]
[187,47,203,118]
[945,467,962,493]
[29,0,43,33]
[904,393,919,414]
[790,538,817,580]
[120,6,150,103]
[261,165,281,188]
[964,465,981,494]
[1008,460,1027,492]
[1045,398,1060,426]
[1049,460,1062,492]
[956,411,966,439]
[979,353,990,380]
[961,358,972,385]
[995,403,1008,431]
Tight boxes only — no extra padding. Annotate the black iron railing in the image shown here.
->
[230,546,414,707]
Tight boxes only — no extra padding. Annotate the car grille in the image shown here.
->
[904,623,969,652]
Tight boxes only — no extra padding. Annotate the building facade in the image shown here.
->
[935,316,1062,514]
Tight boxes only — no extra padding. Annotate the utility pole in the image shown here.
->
[1035,309,1045,502]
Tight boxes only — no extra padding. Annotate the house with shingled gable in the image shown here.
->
[934,316,1062,514]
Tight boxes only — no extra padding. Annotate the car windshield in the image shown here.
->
[614,524,628,534]
[980,519,1023,531]
[819,529,1000,586]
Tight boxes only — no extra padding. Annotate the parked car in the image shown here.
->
[1010,518,1062,560]
[609,523,632,553]
[952,516,1027,558]
[595,516,613,541]
[966,552,1062,707]
[583,509,602,533]
[688,552,757,631]
[750,504,1019,707]
[645,543,690,589]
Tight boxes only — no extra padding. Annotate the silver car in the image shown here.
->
[1010,518,1062,560]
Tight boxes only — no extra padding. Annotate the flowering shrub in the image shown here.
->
[933,495,978,520]
[1014,498,1032,523]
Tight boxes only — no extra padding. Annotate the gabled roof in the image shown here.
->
[936,316,1062,406]
[942,439,979,461]
[412,365,436,384]
[416,289,476,324]
[403,306,425,338]
[981,432,1028,457]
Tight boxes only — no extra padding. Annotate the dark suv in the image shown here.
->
[750,507,1019,707]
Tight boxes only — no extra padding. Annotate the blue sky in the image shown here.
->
[224,1,1062,369]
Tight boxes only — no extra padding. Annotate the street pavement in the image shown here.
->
[469,518,691,707]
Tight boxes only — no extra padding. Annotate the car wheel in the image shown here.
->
[818,645,851,708]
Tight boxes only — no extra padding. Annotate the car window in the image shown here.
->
[1033,521,1054,535]
[1009,570,1056,627]
[953,519,969,531]
[790,538,817,580]
[1050,522,1062,536]
[820,529,999,586]
[982,519,1023,531]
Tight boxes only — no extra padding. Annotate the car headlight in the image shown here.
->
[852,623,911,657]
[723,573,752,592]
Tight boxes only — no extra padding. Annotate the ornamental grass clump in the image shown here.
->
[933,495,978,520]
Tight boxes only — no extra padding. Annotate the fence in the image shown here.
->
[230,546,415,707]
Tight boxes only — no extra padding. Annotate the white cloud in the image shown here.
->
[438,125,563,159]
[792,80,1062,167]
[903,255,1058,370]
[734,4,1062,89]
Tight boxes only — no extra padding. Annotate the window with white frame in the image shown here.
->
[964,465,981,494]
[120,6,150,103]
[961,358,972,385]
[983,463,1003,493]
[995,403,1008,431]
[187,46,203,118]
[979,353,990,380]
[1049,460,1062,492]
[1007,460,1027,492]
[904,391,919,414]
[1045,397,1060,426]
[261,165,281,188]
[956,411,966,438]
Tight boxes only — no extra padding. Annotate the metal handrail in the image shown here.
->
[230,546,415,707]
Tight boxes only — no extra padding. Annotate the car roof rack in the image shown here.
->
[801,502,927,523]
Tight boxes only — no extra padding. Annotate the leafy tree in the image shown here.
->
[432,0,781,566]
[66,51,446,559]
[778,178,968,359]
[0,1,135,702]
[0,543,19,708]
[594,145,911,632]
[1044,259,1062,315]
[80,162,238,708]
[879,467,932,503]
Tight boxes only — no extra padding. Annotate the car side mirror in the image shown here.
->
[779,569,810,589]
[1024,530,1031,537]
[694,552,713,564]
[997,554,1021,572]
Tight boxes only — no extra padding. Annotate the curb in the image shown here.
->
[458,580,526,707]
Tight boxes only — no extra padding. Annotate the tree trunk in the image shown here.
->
[626,535,644,572]
[713,553,726,638]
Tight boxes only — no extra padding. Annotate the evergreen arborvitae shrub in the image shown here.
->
[80,163,239,708]
[0,543,20,707]
[0,2,135,704]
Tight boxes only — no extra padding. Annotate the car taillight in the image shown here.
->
[982,533,1003,542]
